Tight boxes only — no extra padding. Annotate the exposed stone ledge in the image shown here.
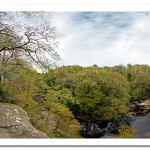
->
[130,100,150,114]
[0,103,48,138]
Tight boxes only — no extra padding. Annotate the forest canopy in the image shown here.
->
[0,60,150,137]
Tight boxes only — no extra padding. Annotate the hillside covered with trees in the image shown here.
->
[0,62,150,137]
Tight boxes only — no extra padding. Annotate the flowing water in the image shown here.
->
[102,113,150,138]
[131,113,150,138]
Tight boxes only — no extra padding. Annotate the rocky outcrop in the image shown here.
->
[104,116,134,134]
[81,122,105,138]
[0,103,48,138]
[137,100,150,110]
[79,100,150,138]
[136,100,150,114]
[130,100,150,114]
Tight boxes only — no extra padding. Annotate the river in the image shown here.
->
[102,113,150,138]
[131,113,150,138]
[79,99,150,138]
[79,113,150,138]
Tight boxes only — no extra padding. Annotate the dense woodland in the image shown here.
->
[0,12,150,138]
[0,62,150,137]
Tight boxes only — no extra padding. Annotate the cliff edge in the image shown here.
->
[0,103,48,138]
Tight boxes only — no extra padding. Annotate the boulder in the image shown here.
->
[138,100,150,107]
[136,100,150,114]
[0,103,48,138]
[80,121,105,138]
[105,116,134,134]
[130,100,150,114]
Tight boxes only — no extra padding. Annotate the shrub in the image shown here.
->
[117,124,136,138]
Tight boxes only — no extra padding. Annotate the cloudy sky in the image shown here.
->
[51,12,150,67]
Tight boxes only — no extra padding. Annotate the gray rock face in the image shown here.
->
[80,121,105,138]
[0,103,48,138]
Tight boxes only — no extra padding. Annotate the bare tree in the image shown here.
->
[0,12,60,82]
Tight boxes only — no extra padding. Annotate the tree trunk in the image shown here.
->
[0,70,4,101]
[0,70,4,84]
[27,81,30,94]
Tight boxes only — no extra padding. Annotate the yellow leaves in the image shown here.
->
[50,102,81,138]
[16,92,33,108]
[57,118,81,138]
[117,124,136,138]
[43,94,81,138]
[45,90,58,103]
[50,103,74,118]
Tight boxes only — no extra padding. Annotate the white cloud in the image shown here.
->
[51,12,150,67]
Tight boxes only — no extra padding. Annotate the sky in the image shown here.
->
[51,12,150,67]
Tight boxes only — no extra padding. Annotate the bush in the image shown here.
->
[117,124,136,138]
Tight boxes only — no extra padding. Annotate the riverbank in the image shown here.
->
[78,100,150,138]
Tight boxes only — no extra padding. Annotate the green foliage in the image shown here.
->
[93,97,129,121]
[42,89,81,138]
[73,69,104,113]
[43,66,133,122]
[130,72,150,100]
[0,80,19,103]
[1,11,150,139]
[117,124,136,138]
[23,100,54,137]
[103,72,130,101]
[49,102,81,138]
[1,62,150,138]
[0,83,7,102]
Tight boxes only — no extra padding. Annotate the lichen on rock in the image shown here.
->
[0,103,48,138]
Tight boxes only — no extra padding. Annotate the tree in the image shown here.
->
[50,102,81,138]
[96,71,130,120]
[117,124,136,138]
[103,72,130,101]
[130,72,150,100]
[0,12,60,84]
[44,66,131,122]
[74,69,103,108]
[126,65,150,101]
[0,60,49,104]
[42,89,81,137]
[94,97,129,120]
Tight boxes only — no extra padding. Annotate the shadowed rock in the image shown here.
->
[0,103,48,138]
[136,100,150,114]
